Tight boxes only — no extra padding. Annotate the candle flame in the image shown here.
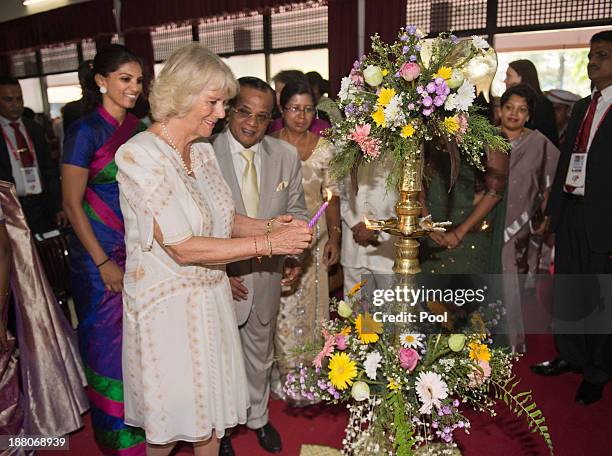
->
[325,188,332,201]
[363,216,373,229]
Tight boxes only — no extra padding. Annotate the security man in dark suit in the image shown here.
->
[0,76,66,234]
[531,31,612,405]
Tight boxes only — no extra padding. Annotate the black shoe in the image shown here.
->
[219,436,235,456]
[530,358,572,376]
[254,423,282,453]
[575,380,604,405]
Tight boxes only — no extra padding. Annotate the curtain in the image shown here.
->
[328,0,359,98]
[364,0,406,53]
[0,0,116,54]
[121,0,287,32]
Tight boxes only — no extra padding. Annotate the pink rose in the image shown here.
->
[399,348,420,371]
[335,334,347,351]
[468,360,491,387]
[399,62,421,82]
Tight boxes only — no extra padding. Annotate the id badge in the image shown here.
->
[21,166,43,195]
[565,153,586,188]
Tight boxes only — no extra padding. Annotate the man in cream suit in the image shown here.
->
[212,77,308,456]
[340,157,397,294]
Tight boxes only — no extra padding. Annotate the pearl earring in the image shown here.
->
[100,87,107,94]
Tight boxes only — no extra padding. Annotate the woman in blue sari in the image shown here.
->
[62,45,146,456]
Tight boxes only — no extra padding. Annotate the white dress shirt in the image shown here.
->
[0,115,41,197]
[227,130,262,193]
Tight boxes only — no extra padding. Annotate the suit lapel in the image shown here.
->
[214,131,247,216]
[257,139,276,218]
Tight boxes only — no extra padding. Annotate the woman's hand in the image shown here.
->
[322,239,340,268]
[98,260,124,293]
[439,229,464,249]
[269,225,312,255]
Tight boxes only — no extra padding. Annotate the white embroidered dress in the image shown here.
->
[116,132,248,444]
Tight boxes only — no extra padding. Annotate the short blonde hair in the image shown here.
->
[149,43,238,122]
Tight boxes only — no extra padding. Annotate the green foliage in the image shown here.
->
[389,392,417,456]
[490,375,554,455]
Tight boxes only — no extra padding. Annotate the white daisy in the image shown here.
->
[445,80,475,112]
[399,333,424,349]
[471,35,490,50]
[364,351,382,380]
[384,95,405,127]
[415,371,449,414]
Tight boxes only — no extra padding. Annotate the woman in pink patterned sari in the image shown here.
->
[62,45,146,456]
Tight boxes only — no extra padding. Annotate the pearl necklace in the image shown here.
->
[161,122,194,176]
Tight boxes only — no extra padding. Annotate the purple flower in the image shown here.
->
[457,421,465,428]
[432,421,439,428]
[333,392,341,400]
[345,104,356,117]
[443,434,453,443]
[407,25,417,35]
[287,373,295,383]
[400,34,409,42]
[415,44,422,51]
[416,85,425,94]
[434,95,445,107]
[435,84,447,96]
[435,77,444,85]
[450,34,459,44]
[422,96,433,107]
[407,102,415,110]
[395,71,401,78]
[410,54,417,62]
[318,380,328,390]
[442,405,451,415]
[426,82,436,93]
[402,45,409,55]
[328,385,337,395]
[453,399,460,407]
[423,107,433,116]
[444,427,451,434]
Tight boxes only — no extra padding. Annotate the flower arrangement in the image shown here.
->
[328,27,509,187]
[283,282,553,455]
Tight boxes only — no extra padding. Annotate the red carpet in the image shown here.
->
[46,334,611,456]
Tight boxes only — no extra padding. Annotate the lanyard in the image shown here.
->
[1,122,36,164]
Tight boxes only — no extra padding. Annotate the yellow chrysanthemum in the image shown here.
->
[355,313,383,344]
[328,352,357,390]
[376,87,396,107]
[372,107,386,127]
[469,341,491,363]
[348,280,366,298]
[443,116,460,134]
[382,69,389,77]
[387,378,399,391]
[434,66,453,80]
[339,326,351,336]
[401,124,415,138]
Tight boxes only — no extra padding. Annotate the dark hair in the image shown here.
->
[591,30,612,44]
[306,71,329,95]
[508,60,542,94]
[83,44,142,110]
[231,76,275,109]
[280,80,315,109]
[77,59,93,88]
[0,76,19,86]
[272,70,308,86]
[500,83,537,117]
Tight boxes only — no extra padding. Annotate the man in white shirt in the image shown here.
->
[0,76,65,234]
[340,156,397,294]
[532,31,612,406]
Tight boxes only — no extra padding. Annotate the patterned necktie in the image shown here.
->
[9,122,34,167]
[564,91,601,193]
[241,149,259,217]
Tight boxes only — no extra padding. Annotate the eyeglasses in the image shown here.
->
[232,107,272,124]
[284,106,316,115]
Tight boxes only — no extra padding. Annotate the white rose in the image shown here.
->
[363,65,383,87]
[351,381,370,401]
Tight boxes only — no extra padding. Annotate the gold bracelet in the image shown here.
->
[253,237,262,262]
[265,233,273,257]
[265,218,276,236]
[330,225,341,235]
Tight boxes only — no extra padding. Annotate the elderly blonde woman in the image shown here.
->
[115,43,311,456]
